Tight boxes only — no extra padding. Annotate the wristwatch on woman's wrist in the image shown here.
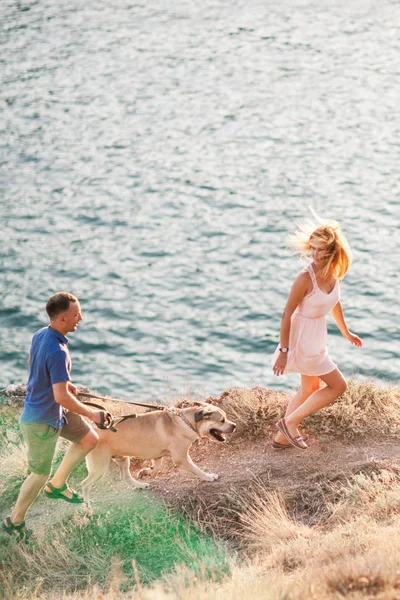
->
[279,347,289,353]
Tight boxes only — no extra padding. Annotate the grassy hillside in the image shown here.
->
[1,380,400,599]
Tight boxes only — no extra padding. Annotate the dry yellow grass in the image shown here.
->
[0,441,27,489]
[1,560,289,600]
[35,467,400,600]
[8,523,400,600]
[211,379,400,440]
[236,471,400,598]
[2,380,400,600]
[3,479,400,600]
[240,490,313,553]
[305,379,400,439]
[210,386,287,438]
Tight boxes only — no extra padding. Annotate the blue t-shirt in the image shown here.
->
[21,326,72,429]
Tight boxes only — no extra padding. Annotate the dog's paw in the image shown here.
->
[136,481,150,489]
[137,468,152,479]
[126,477,150,489]
[203,472,219,482]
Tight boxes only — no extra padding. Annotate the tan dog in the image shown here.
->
[81,403,236,501]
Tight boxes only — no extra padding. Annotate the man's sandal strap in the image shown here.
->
[45,482,84,504]
[3,517,35,542]
[47,482,68,493]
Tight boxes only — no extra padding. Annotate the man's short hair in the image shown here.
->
[46,292,78,319]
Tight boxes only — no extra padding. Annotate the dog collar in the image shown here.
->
[175,410,198,436]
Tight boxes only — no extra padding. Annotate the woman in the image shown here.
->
[272,219,362,449]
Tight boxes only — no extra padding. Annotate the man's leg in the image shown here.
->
[9,472,49,525]
[4,422,59,535]
[45,429,98,499]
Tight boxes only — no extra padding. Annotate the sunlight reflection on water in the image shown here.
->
[1,0,399,398]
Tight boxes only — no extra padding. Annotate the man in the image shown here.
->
[2,292,111,541]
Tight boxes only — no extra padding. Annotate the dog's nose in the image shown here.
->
[231,422,237,431]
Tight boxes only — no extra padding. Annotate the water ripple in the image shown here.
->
[1,0,400,397]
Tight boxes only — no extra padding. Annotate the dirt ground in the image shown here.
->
[19,427,400,541]
[3,387,400,539]
[146,431,400,514]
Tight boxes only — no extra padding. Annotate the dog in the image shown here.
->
[81,403,236,501]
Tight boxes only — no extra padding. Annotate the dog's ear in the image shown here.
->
[194,408,217,422]
[194,409,206,423]
[194,408,211,423]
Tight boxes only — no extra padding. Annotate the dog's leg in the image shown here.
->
[171,449,219,482]
[116,456,150,489]
[111,456,128,478]
[113,456,132,482]
[137,457,163,479]
[82,445,112,502]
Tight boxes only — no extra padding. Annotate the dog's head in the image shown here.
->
[192,404,236,442]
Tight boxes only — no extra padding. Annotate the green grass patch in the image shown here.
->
[0,405,21,448]
[0,495,230,598]
[66,498,229,585]
[0,476,25,514]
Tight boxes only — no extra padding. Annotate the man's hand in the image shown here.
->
[68,383,78,396]
[53,382,112,426]
[91,410,113,429]
[91,410,103,425]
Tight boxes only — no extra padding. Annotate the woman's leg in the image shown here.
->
[282,368,347,440]
[274,375,320,444]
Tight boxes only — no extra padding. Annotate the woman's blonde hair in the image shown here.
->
[290,219,352,280]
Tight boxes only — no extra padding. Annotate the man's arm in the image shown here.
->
[52,381,102,424]
[67,382,78,396]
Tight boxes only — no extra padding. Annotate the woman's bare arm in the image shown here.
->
[331,301,362,347]
[273,271,311,375]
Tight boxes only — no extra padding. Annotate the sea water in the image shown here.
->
[1,0,399,399]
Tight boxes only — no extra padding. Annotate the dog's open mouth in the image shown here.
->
[209,428,226,442]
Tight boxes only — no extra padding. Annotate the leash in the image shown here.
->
[80,399,138,431]
[78,391,200,436]
[79,391,165,433]
[80,400,118,432]
[78,391,166,411]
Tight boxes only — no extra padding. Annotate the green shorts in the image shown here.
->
[20,412,92,476]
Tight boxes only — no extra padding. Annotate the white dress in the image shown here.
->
[272,264,340,376]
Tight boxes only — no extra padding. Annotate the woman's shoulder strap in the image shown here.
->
[304,263,317,289]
